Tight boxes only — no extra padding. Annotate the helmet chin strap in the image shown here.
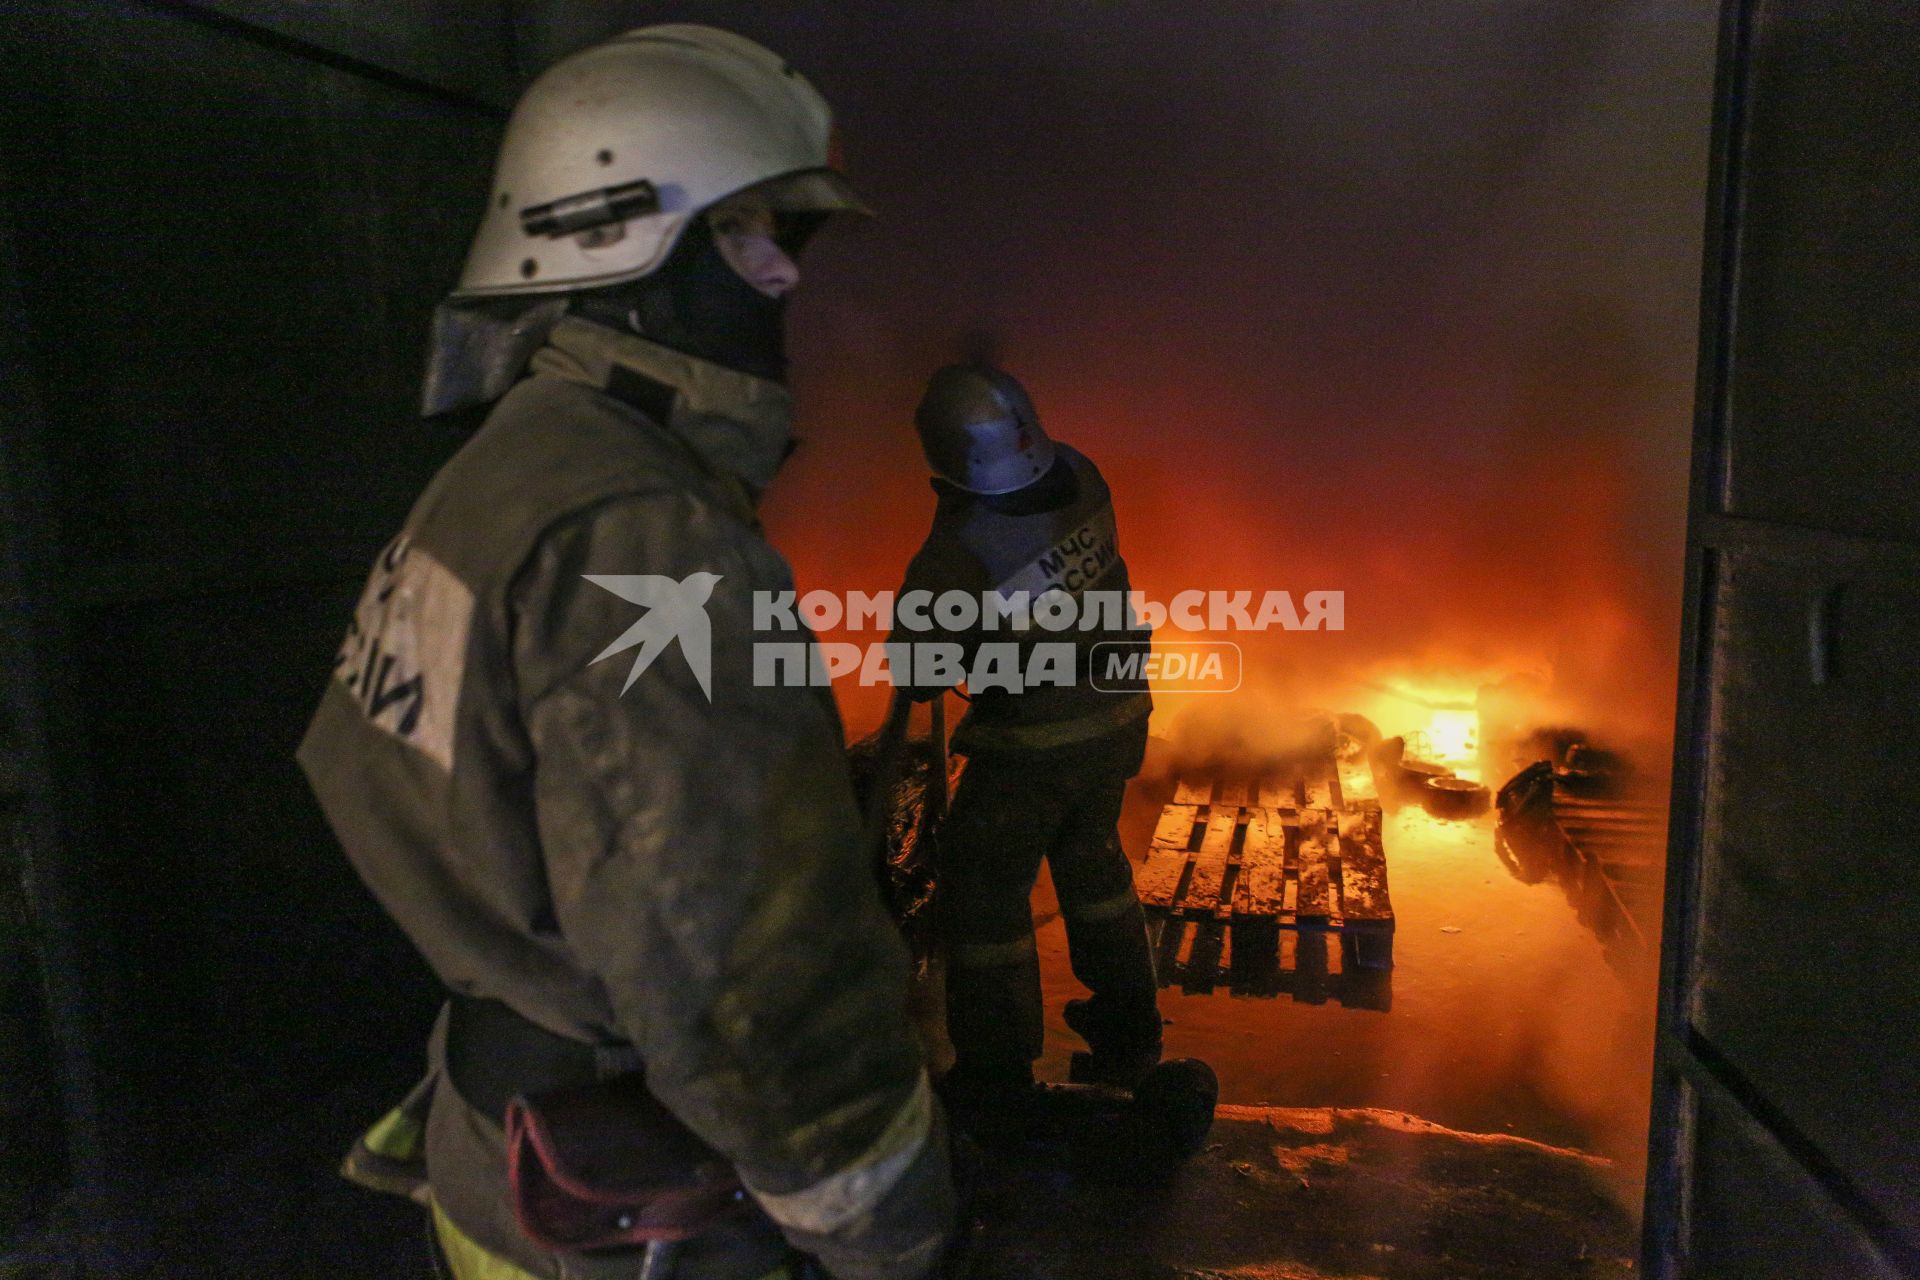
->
[572,217,790,384]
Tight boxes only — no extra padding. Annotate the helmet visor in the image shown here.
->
[748,168,875,217]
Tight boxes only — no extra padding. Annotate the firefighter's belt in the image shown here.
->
[443,994,635,1120]
[445,994,746,1253]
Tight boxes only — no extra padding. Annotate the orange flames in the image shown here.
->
[766,353,1686,769]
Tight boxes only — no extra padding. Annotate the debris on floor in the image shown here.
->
[965,1104,1638,1279]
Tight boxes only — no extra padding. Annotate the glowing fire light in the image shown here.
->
[1355,676,1488,784]
[1424,709,1480,766]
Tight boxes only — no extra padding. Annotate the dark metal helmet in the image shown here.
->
[913,364,1057,495]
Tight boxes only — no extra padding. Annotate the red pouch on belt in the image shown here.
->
[504,1076,746,1252]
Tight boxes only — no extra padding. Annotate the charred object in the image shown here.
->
[1494,743,1661,965]
[951,1058,1221,1187]
[1425,775,1491,818]
[846,723,959,959]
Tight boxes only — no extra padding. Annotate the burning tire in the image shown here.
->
[1370,734,1456,804]
[1396,757,1454,789]
[1424,775,1491,818]
[1333,713,1382,763]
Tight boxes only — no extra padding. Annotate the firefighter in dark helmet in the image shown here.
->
[299,26,956,1280]
[890,364,1165,1115]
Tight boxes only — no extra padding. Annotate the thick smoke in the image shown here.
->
[528,0,1716,1206]
[523,1,1711,745]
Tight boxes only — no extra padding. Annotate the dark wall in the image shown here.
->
[0,2,507,1271]
[1647,3,1920,1277]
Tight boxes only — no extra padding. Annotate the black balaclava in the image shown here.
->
[571,213,817,385]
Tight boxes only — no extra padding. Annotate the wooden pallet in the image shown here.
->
[1138,748,1395,1003]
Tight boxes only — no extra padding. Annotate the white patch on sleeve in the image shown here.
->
[333,536,474,772]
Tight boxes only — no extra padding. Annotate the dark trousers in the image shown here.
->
[937,721,1160,1082]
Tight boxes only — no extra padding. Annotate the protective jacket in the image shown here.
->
[299,316,953,1280]
[891,444,1160,1092]
[893,445,1151,753]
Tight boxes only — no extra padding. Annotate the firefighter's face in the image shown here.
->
[707,194,800,299]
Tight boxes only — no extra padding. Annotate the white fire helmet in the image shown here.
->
[915,364,1058,496]
[453,24,870,299]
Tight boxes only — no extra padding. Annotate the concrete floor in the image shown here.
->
[967,1103,1637,1280]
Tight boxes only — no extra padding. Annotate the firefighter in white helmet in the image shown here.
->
[300,27,955,1280]
[892,365,1165,1123]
